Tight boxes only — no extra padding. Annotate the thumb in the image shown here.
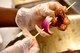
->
[20,37,32,49]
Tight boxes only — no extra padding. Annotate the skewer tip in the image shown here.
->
[67,1,76,10]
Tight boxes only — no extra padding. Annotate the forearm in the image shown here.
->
[0,7,18,27]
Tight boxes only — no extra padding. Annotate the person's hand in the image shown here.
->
[0,37,39,53]
[15,37,39,53]
[22,29,39,53]
[30,1,70,31]
[16,1,70,37]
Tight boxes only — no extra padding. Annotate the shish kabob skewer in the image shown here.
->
[66,1,76,11]
[32,1,77,38]
[16,1,76,38]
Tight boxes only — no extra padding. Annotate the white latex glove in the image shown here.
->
[15,1,69,37]
[0,37,39,53]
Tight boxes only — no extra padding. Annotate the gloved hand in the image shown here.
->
[0,37,39,53]
[15,1,70,37]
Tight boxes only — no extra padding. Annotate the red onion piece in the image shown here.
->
[41,16,52,34]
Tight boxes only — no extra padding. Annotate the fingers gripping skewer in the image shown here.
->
[33,2,76,38]
[16,1,76,38]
